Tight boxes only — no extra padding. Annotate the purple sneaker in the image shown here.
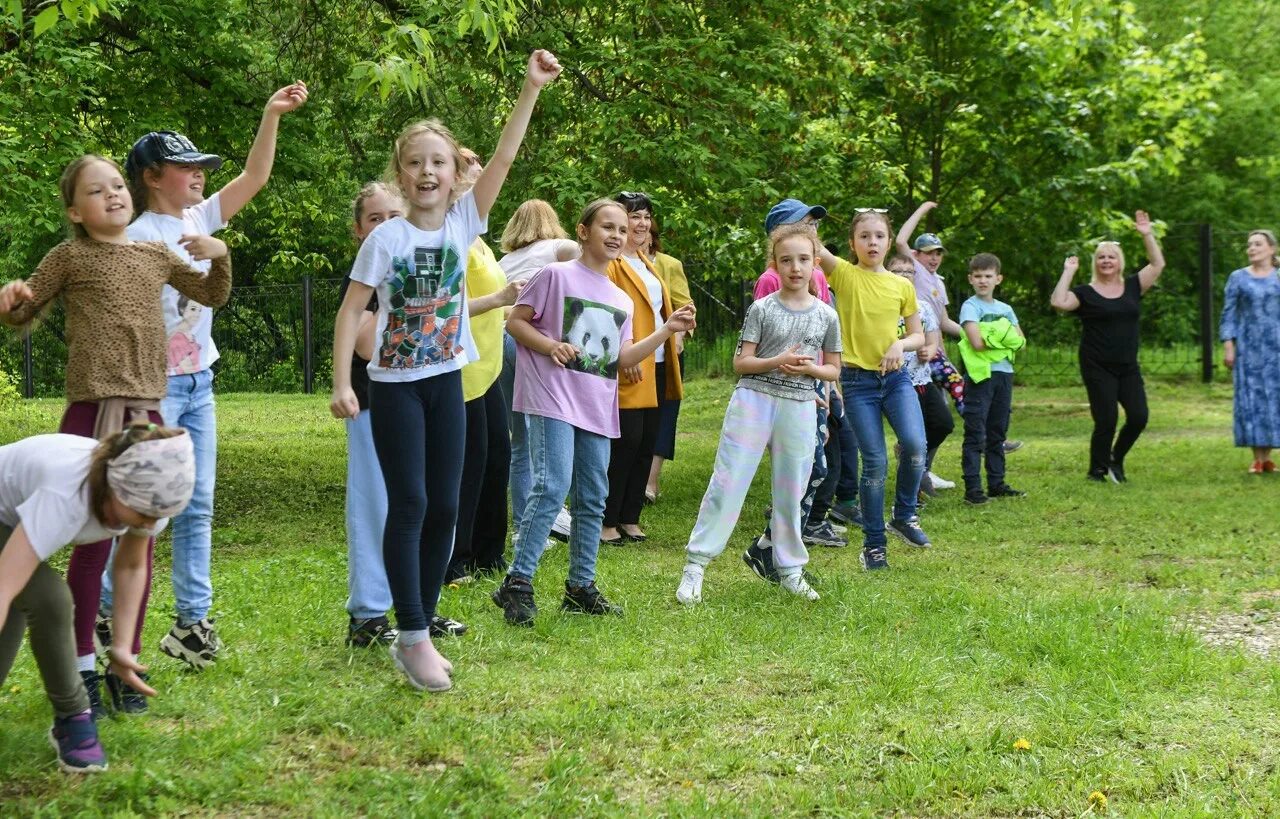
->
[48,711,108,773]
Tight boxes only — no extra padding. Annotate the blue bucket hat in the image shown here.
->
[764,198,827,235]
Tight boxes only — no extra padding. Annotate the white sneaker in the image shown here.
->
[780,573,819,601]
[826,520,848,536]
[676,565,704,605]
[927,471,955,490]
[550,508,573,542]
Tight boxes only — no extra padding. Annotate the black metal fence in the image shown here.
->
[1,226,1246,396]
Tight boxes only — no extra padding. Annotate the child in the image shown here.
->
[0,154,231,713]
[493,199,696,626]
[330,50,561,692]
[115,81,308,670]
[0,424,194,773]
[677,222,840,604]
[817,210,929,570]
[958,253,1027,504]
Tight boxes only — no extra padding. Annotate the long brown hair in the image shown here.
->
[87,423,183,523]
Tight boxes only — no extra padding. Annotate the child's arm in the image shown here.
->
[780,356,840,382]
[734,341,812,375]
[470,280,524,318]
[1050,256,1082,312]
[897,201,936,257]
[215,83,309,222]
[0,245,74,327]
[471,51,561,221]
[331,281,376,418]
[0,525,40,636]
[816,245,840,275]
[882,313,925,374]
[1133,210,1166,293]
[506,304,578,366]
[166,239,232,307]
[962,320,985,351]
[105,531,157,697]
[620,304,696,368]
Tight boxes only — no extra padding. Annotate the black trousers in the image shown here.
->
[917,381,955,463]
[961,372,1012,493]
[809,411,841,524]
[605,362,666,527]
[450,380,511,577]
[1080,357,1148,475]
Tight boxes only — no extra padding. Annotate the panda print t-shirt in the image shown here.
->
[512,260,634,439]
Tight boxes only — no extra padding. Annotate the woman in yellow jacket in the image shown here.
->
[645,222,693,503]
[600,192,686,543]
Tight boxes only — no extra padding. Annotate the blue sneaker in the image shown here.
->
[828,499,863,527]
[888,517,932,549]
[860,545,889,571]
[48,711,108,773]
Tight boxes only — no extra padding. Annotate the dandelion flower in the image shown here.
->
[1013,737,1032,751]
[1088,790,1108,810]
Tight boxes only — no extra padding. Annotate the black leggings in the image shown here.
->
[917,381,955,465]
[605,362,666,527]
[450,380,511,578]
[369,371,465,633]
[1080,358,1148,475]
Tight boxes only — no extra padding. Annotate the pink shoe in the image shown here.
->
[390,639,451,692]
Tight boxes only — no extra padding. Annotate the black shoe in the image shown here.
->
[1087,469,1107,482]
[742,538,781,584]
[79,670,109,721]
[964,489,990,505]
[347,615,397,648]
[159,618,222,669]
[1107,462,1127,484]
[104,671,148,715]
[429,615,468,637]
[492,575,537,626]
[561,582,623,616]
[988,484,1027,498]
[1003,440,1024,453]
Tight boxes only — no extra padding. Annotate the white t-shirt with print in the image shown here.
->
[498,238,579,284]
[624,255,666,363]
[0,435,166,561]
[127,193,227,376]
[349,192,488,383]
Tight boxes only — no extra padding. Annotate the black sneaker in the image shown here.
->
[802,520,845,547]
[347,615,397,648]
[1107,462,1127,484]
[104,671,148,715]
[1086,471,1107,482]
[860,545,889,570]
[964,489,990,505]
[742,538,781,584]
[888,517,932,548]
[492,575,537,626]
[561,582,624,616]
[159,618,221,670]
[988,484,1027,498]
[429,615,468,637]
[79,670,108,721]
[828,499,863,527]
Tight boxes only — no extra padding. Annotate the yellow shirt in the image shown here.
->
[461,239,505,401]
[826,259,919,370]
[653,253,692,310]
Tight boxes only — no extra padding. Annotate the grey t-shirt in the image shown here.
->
[737,292,842,401]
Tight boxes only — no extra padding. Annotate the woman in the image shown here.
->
[645,220,693,504]
[602,191,684,543]
[1050,210,1165,482]
[1220,230,1280,472]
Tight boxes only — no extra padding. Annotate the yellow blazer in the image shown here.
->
[607,252,684,408]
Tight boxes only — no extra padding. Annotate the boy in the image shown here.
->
[957,253,1027,505]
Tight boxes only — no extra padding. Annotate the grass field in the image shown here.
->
[2,377,1279,817]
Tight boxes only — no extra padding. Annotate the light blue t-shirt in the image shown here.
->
[958,295,1019,373]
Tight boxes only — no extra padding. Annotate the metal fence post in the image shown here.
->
[302,274,314,395]
[21,332,33,399]
[1198,224,1214,384]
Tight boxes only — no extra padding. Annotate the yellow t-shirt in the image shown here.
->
[461,239,505,401]
[826,259,919,370]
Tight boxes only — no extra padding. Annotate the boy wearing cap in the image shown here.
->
[101,82,307,672]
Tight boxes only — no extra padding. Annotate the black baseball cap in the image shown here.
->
[124,131,223,180]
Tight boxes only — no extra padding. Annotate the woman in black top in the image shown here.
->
[1050,211,1166,482]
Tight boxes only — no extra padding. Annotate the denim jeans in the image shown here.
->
[501,331,532,530]
[961,372,1013,492]
[345,410,392,620]
[840,367,926,547]
[509,415,610,587]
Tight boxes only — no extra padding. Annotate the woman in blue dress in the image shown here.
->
[1221,229,1280,473]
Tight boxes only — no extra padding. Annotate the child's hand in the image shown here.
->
[879,340,904,374]
[547,341,579,367]
[179,235,228,261]
[918,343,935,363]
[665,303,697,333]
[779,359,816,377]
[0,279,32,314]
[266,82,309,116]
[526,50,562,88]
[921,200,938,212]
[499,280,525,307]
[106,647,157,697]
[1063,255,1080,278]
[330,387,359,419]
[1134,210,1154,236]
[776,344,814,371]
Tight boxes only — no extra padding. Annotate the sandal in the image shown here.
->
[1250,460,1265,474]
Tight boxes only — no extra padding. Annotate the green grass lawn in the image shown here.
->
[2,378,1279,817]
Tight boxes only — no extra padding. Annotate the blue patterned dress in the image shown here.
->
[1220,268,1280,446]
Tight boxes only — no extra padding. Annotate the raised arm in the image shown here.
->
[1050,256,1082,312]
[0,245,72,327]
[216,83,309,221]
[817,245,840,275]
[620,304,696,368]
[897,201,936,256]
[471,51,561,221]
[1134,210,1166,293]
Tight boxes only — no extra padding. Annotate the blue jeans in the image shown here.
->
[841,367,926,547]
[961,372,1013,492]
[104,369,217,624]
[345,410,391,620]
[501,331,532,530]
[509,415,610,587]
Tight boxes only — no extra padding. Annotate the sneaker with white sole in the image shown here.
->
[802,519,845,547]
[550,507,573,542]
[676,564,704,605]
[888,517,932,548]
[780,573,820,601]
[48,711,107,773]
[159,617,221,669]
[828,498,863,527]
[927,471,955,490]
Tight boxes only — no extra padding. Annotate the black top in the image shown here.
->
[339,276,379,411]
[1071,274,1142,364]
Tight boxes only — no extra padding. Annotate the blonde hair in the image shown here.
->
[351,181,403,225]
[1248,229,1280,267]
[384,119,466,204]
[86,423,183,523]
[1092,241,1126,283]
[502,199,568,253]
[61,155,125,239]
[768,222,820,266]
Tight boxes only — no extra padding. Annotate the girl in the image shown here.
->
[1220,230,1280,472]
[330,50,561,692]
[1050,211,1164,482]
[119,81,308,669]
[0,424,194,773]
[601,192,685,544]
[817,210,928,570]
[645,221,694,505]
[677,223,840,605]
[0,154,231,713]
[167,297,203,374]
[492,199,695,627]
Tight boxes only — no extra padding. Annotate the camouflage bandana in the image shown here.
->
[106,431,196,518]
